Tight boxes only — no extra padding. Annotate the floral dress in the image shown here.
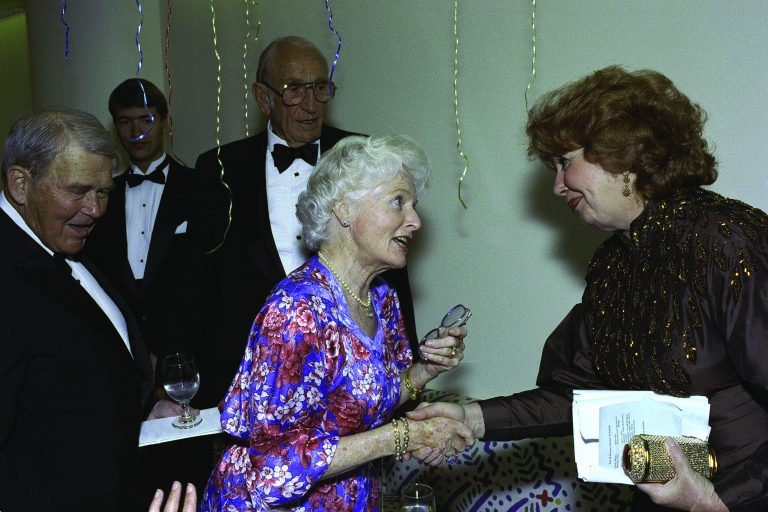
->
[202,256,412,511]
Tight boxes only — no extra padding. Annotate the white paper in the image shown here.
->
[572,390,710,485]
[139,407,224,447]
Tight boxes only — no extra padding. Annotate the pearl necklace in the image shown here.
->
[317,252,373,318]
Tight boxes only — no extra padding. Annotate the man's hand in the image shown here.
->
[148,482,196,512]
[146,399,198,420]
[636,437,727,511]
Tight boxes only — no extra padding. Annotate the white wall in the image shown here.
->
[24,0,164,149]
[20,1,768,399]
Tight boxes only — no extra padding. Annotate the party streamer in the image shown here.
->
[163,0,176,149]
[60,0,70,61]
[524,0,537,111]
[454,0,470,209]
[207,0,232,254]
[131,0,155,142]
[324,0,342,83]
[243,0,261,137]
[209,0,223,155]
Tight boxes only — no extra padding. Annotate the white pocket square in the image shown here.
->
[174,221,188,234]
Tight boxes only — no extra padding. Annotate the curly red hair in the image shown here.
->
[526,66,717,200]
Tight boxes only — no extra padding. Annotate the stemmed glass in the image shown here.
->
[400,483,436,512]
[162,353,202,429]
[419,304,472,345]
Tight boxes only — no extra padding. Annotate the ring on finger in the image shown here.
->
[450,347,457,357]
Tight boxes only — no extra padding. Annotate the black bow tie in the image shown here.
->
[126,157,169,187]
[271,143,319,173]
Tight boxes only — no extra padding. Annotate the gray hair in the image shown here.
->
[256,36,327,83]
[2,109,118,183]
[297,134,430,251]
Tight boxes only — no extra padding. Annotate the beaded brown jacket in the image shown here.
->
[481,187,768,510]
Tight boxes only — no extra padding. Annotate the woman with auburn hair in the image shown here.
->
[410,66,768,511]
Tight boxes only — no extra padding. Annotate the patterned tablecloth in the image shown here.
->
[381,390,633,512]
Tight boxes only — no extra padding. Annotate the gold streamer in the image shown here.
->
[242,0,261,137]
[163,0,175,150]
[454,0,470,209]
[208,0,232,254]
[524,0,537,111]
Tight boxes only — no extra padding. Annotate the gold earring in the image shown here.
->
[622,172,631,197]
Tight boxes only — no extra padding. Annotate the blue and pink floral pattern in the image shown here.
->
[202,256,412,511]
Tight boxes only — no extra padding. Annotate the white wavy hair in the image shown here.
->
[297,134,429,251]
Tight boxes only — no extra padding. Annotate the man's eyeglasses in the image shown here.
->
[262,80,336,106]
[419,304,472,345]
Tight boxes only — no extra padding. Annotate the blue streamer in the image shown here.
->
[60,0,70,61]
[324,0,342,83]
[131,0,155,142]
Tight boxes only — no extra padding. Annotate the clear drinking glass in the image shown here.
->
[419,304,472,345]
[163,353,202,429]
[400,483,436,512]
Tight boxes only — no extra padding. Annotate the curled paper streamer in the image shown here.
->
[524,0,537,111]
[164,0,176,149]
[131,0,156,142]
[454,0,470,209]
[324,0,342,83]
[209,0,223,155]
[60,0,70,61]
[243,0,261,137]
[207,0,232,254]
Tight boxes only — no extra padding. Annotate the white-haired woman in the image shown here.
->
[202,134,472,511]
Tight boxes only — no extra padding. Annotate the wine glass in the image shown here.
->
[162,353,202,429]
[400,483,436,512]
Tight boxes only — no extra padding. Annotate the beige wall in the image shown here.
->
[19,1,768,399]
[0,11,32,163]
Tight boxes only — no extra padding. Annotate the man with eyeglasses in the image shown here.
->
[194,36,419,408]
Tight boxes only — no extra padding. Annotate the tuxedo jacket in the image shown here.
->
[0,208,153,512]
[194,126,418,407]
[86,158,229,376]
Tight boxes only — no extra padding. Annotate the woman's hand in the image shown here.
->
[405,412,475,466]
[418,325,467,377]
[148,482,197,512]
[636,437,727,511]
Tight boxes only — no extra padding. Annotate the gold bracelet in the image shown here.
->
[401,417,410,453]
[403,365,423,402]
[392,418,403,461]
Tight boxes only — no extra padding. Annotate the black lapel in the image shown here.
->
[108,172,141,294]
[246,132,286,280]
[0,210,136,363]
[143,160,182,285]
[82,254,153,401]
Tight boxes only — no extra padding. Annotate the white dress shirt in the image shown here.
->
[0,193,132,356]
[265,123,318,275]
[125,153,169,279]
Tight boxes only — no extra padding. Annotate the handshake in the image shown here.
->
[396,401,485,466]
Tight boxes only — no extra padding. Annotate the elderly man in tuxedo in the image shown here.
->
[194,36,419,407]
[0,109,182,512]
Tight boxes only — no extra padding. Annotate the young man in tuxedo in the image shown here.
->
[194,36,420,408]
[85,79,229,498]
[0,109,183,512]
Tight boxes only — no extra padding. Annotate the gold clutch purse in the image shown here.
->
[622,434,717,483]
